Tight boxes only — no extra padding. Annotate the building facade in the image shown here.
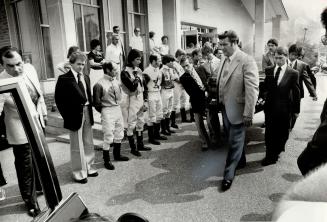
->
[0,0,287,109]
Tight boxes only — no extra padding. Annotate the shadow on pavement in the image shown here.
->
[240,212,272,221]
[281,173,302,182]
[105,124,267,206]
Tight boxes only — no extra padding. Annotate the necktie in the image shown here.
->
[77,73,87,99]
[275,66,282,85]
[223,57,230,78]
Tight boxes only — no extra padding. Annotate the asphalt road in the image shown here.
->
[1,74,327,222]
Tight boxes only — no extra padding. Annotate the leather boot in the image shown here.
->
[154,122,167,140]
[103,150,115,170]
[128,136,141,156]
[170,111,179,129]
[113,143,129,161]
[181,108,191,123]
[137,131,152,151]
[166,118,175,134]
[161,119,171,136]
[148,125,160,145]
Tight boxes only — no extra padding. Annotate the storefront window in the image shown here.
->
[73,0,101,52]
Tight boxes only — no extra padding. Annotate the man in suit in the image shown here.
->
[262,47,301,166]
[262,39,278,71]
[288,44,317,101]
[215,30,259,191]
[297,7,327,176]
[0,46,47,216]
[179,56,210,151]
[55,51,98,184]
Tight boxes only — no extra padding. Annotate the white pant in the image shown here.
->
[173,82,189,111]
[161,88,174,118]
[101,106,124,150]
[121,93,145,136]
[69,106,97,180]
[147,91,163,124]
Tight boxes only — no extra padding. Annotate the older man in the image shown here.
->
[0,46,47,216]
[216,30,259,191]
[105,34,123,82]
[129,27,144,70]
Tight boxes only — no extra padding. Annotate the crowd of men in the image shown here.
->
[2,10,327,217]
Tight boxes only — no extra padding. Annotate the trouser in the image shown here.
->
[12,143,37,207]
[172,83,188,111]
[194,113,210,146]
[206,106,221,143]
[222,108,246,180]
[161,88,174,118]
[69,106,97,180]
[147,91,163,125]
[121,94,145,136]
[265,113,290,160]
[101,106,124,150]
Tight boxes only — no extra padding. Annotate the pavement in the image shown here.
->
[0,74,327,222]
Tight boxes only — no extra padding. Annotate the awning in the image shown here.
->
[241,0,288,22]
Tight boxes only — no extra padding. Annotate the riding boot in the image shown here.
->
[170,111,179,129]
[148,125,161,145]
[136,131,152,151]
[113,143,129,161]
[103,150,115,170]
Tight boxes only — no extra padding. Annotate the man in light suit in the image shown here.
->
[55,51,98,184]
[215,30,259,191]
[262,47,301,166]
[0,46,47,216]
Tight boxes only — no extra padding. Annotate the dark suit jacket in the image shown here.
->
[55,70,94,131]
[179,70,206,114]
[293,60,316,98]
[264,66,301,120]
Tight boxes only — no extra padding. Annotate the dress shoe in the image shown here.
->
[261,158,277,166]
[221,179,233,191]
[87,172,98,177]
[27,205,41,217]
[74,178,88,184]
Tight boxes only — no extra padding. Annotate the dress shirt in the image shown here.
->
[130,35,144,52]
[159,44,169,55]
[105,43,122,64]
[274,63,287,85]
[71,68,89,105]
[149,38,159,55]
[218,49,238,103]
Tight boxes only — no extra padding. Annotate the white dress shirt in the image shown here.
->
[71,68,89,105]
[105,43,122,64]
[130,35,143,52]
[274,63,287,85]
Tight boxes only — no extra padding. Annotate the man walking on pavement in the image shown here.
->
[215,30,259,191]
[262,47,301,166]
